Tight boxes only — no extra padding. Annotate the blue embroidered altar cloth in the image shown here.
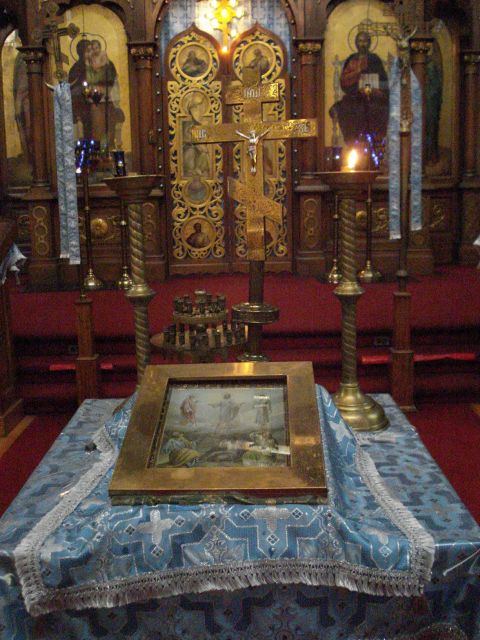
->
[1,392,479,639]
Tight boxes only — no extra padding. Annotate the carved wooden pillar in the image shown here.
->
[18,46,49,186]
[461,52,480,177]
[402,37,434,275]
[295,40,323,175]
[18,45,57,287]
[293,39,325,277]
[410,36,433,165]
[0,220,24,436]
[459,51,480,264]
[129,42,156,174]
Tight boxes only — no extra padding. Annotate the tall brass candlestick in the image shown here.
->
[327,194,341,284]
[320,170,388,432]
[117,201,133,291]
[358,183,382,283]
[104,175,159,383]
[82,168,103,291]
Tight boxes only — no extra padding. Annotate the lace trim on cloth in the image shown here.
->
[14,392,435,616]
[354,439,435,592]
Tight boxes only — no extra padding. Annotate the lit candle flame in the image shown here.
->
[347,149,358,171]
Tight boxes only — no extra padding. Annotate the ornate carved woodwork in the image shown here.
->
[0,0,475,286]
[164,27,225,273]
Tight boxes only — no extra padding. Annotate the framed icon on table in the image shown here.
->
[109,362,327,505]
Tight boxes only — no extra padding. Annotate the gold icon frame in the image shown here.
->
[110,362,327,505]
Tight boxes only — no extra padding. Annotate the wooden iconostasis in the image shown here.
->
[0,0,475,287]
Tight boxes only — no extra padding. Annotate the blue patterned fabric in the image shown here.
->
[53,81,80,265]
[410,70,423,232]
[1,395,479,639]
[388,58,423,240]
[0,244,26,285]
[12,388,437,617]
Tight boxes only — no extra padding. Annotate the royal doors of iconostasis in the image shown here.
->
[155,25,293,275]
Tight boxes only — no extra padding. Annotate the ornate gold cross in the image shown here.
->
[192,80,317,261]
[37,1,79,81]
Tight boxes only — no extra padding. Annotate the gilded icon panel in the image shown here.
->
[1,30,33,187]
[167,30,225,261]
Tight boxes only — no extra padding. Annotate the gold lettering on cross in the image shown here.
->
[192,80,317,261]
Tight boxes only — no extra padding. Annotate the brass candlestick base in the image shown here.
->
[232,301,279,362]
[358,260,382,283]
[83,268,103,291]
[333,383,389,432]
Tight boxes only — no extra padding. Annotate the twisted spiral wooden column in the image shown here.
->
[336,197,363,387]
[126,202,155,383]
[104,175,159,384]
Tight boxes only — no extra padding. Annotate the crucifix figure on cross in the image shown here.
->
[235,127,271,175]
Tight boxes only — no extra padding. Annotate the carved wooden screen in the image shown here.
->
[162,25,291,274]
[164,28,225,274]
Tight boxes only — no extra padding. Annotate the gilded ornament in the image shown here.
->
[411,229,426,247]
[429,204,446,231]
[373,207,388,234]
[130,45,156,61]
[18,47,45,66]
[462,52,480,65]
[302,198,320,249]
[297,42,322,56]
[31,206,50,257]
[410,39,433,55]
[90,217,109,240]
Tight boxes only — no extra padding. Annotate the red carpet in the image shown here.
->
[410,402,480,524]
[10,266,480,339]
[0,414,72,517]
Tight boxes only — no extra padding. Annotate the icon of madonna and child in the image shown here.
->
[68,37,125,150]
[153,384,290,468]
